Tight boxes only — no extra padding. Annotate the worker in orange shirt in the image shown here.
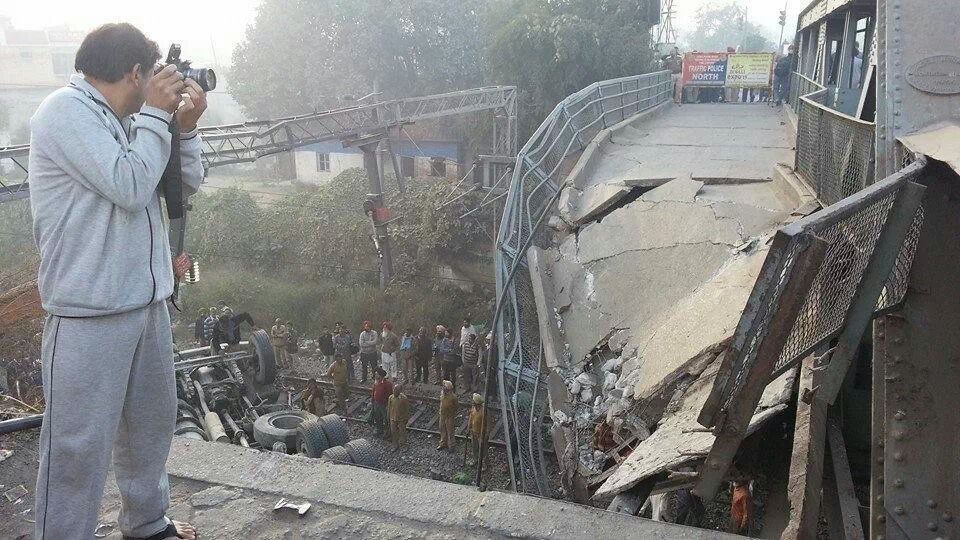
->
[437,380,458,451]
[728,478,753,535]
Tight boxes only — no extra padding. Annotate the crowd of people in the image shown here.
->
[268,316,491,462]
[300,318,488,394]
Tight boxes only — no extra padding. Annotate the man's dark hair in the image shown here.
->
[74,23,160,82]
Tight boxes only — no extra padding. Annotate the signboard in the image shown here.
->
[725,53,774,88]
[681,53,728,87]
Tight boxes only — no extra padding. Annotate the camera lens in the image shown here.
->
[183,67,217,92]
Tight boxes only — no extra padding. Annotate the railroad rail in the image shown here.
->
[283,375,551,451]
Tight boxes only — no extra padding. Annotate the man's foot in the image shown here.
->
[172,521,197,540]
[436,445,444,450]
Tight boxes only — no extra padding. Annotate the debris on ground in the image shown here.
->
[273,498,311,516]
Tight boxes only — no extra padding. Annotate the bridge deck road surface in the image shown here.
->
[90,438,737,539]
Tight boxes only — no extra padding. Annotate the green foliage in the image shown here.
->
[180,267,488,337]
[484,0,658,136]
[230,0,487,119]
[683,3,776,53]
[0,199,35,273]
[181,168,495,334]
[230,0,656,139]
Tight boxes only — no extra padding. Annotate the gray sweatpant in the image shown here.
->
[34,301,176,539]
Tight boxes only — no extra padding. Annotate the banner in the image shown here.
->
[681,53,728,87]
[725,53,774,88]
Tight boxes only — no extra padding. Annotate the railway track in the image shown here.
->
[282,375,552,451]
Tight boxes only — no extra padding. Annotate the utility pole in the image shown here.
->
[357,138,394,289]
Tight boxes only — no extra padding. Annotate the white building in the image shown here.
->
[293,139,463,184]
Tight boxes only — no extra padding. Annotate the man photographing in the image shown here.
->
[29,23,206,540]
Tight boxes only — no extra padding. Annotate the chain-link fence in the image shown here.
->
[792,80,922,319]
[795,88,876,205]
[788,71,823,113]
[708,158,926,422]
[695,158,927,497]
[493,71,673,495]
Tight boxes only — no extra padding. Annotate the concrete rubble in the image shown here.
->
[531,104,808,497]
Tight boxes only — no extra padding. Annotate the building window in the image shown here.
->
[316,152,330,172]
[52,53,73,77]
[429,157,446,177]
[20,51,33,60]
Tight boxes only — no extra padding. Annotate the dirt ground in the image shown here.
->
[0,429,40,540]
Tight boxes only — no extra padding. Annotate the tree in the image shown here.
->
[230,0,488,119]
[484,0,657,138]
[683,3,775,53]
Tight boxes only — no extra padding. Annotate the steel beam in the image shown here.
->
[826,411,865,540]
[0,86,518,203]
[876,0,960,178]
[782,355,829,540]
[872,163,960,539]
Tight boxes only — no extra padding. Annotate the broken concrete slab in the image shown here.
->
[641,175,703,203]
[593,360,797,499]
[624,243,771,404]
[529,101,803,501]
[558,182,634,226]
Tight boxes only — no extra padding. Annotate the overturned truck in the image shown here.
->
[171,329,374,466]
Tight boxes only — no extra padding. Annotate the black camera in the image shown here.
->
[165,44,216,92]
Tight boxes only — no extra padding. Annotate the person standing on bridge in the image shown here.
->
[388,384,411,450]
[380,321,401,380]
[28,23,206,540]
[437,380,458,451]
[358,320,380,383]
[774,44,796,106]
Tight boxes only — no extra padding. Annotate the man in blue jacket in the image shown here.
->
[29,23,206,540]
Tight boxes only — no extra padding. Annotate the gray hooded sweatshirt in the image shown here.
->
[29,74,204,317]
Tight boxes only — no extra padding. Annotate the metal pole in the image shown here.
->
[360,141,393,289]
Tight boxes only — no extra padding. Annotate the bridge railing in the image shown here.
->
[493,71,674,495]
[794,85,876,205]
[788,71,823,113]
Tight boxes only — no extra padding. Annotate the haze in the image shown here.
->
[1,0,803,64]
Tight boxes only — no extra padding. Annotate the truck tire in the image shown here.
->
[318,414,349,447]
[320,445,352,464]
[296,419,331,458]
[344,438,378,468]
[249,329,276,385]
[253,410,317,450]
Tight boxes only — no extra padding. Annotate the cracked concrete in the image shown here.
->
[92,438,732,539]
[531,102,806,494]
